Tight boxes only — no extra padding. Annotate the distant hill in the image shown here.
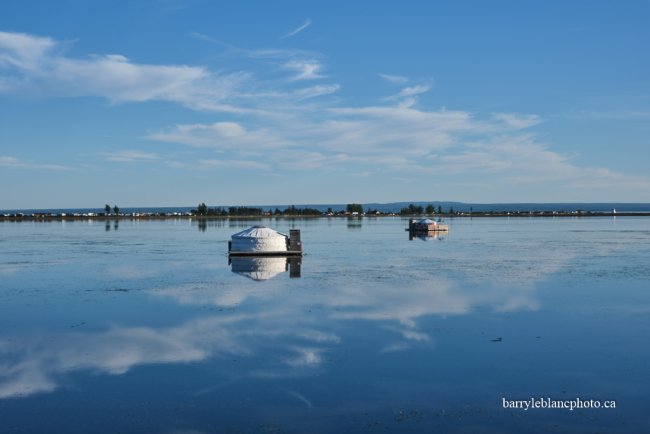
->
[361,202,650,213]
[256,202,650,213]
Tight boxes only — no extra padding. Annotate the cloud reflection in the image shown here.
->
[0,317,244,398]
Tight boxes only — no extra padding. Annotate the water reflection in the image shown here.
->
[347,217,362,229]
[104,220,119,231]
[0,317,243,399]
[0,275,537,400]
[229,256,301,280]
[408,231,446,241]
[195,219,227,231]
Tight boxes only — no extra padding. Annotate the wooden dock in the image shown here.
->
[228,250,302,257]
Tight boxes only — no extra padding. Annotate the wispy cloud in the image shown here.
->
[281,18,312,39]
[561,109,650,121]
[378,73,409,84]
[491,113,542,129]
[0,156,70,171]
[199,159,271,170]
[282,59,323,81]
[102,150,160,163]
[385,84,431,101]
[1,31,337,115]
[189,31,233,49]
[0,31,249,113]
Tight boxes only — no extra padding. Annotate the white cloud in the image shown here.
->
[2,31,647,199]
[149,121,288,150]
[281,18,312,39]
[291,84,340,100]
[0,31,56,70]
[378,73,409,84]
[0,31,340,116]
[492,112,542,129]
[146,100,650,195]
[282,60,323,81]
[562,109,650,121]
[103,150,160,163]
[0,156,70,171]
[385,84,431,100]
[199,159,271,170]
[0,31,248,112]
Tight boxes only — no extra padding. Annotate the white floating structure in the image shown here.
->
[229,226,302,256]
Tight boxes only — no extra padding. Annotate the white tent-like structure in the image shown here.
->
[230,226,288,253]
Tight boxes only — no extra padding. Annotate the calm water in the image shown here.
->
[0,217,648,433]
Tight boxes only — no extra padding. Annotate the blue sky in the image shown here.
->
[1,0,649,208]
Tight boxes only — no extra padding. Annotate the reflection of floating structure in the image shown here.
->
[228,226,302,257]
[229,257,301,280]
[407,218,449,233]
[409,232,446,241]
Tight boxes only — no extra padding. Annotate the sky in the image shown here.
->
[1,0,649,209]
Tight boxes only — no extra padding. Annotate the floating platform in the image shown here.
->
[228,250,302,257]
[407,225,449,232]
[407,219,449,232]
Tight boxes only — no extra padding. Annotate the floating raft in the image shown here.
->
[228,226,302,257]
[407,218,449,232]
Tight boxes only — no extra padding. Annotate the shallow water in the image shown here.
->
[0,217,648,433]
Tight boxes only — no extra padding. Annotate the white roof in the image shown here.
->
[231,226,287,239]
[418,218,436,225]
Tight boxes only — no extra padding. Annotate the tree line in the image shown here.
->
[193,202,456,216]
[194,203,324,217]
[103,202,457,217]
[399,204,442,215]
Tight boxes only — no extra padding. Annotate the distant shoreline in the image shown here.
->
[2,211,649,222]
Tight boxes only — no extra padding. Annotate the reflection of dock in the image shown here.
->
[409,232,446,241]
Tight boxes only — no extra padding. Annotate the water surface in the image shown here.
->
[1,217,648,433]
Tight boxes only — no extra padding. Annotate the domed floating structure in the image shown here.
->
[228,226,302,257]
